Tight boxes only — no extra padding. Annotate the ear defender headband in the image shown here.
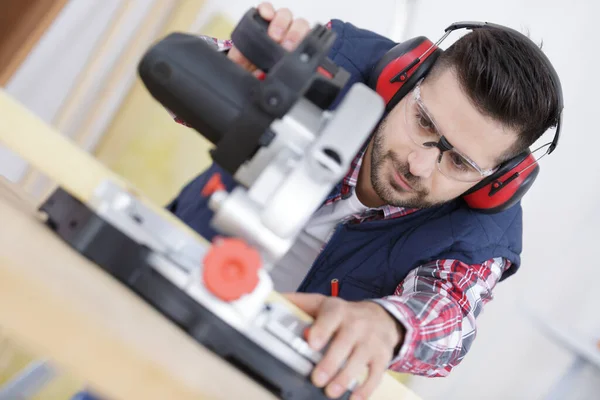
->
[368,22,564,214]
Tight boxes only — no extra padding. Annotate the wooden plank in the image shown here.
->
[0,89,420,400]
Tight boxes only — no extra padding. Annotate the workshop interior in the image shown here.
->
[0,0,598,399]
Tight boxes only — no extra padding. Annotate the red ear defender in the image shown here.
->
[368,37,442,110]
[462,151,540,213]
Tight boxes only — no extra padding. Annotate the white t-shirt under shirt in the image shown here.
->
[270,188,373,292]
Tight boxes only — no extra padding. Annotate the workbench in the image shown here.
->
[0,176,279,400]
[0,90,420,399]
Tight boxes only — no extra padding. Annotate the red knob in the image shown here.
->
[203,238,261,302]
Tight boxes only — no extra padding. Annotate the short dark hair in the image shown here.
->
[429,28,561,161]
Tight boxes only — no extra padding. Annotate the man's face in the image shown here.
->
[367,68,519,209]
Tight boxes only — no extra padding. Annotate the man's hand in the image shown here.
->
[283,293,405,400]
[227,2,310,73]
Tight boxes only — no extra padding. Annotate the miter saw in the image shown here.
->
[38,8,384,400]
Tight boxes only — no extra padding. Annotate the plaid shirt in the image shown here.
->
[324,140,512,377]
[173,32,513,377]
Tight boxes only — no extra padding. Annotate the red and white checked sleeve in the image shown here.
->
[372,257,512,377]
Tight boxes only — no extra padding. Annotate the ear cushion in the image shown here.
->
[462,151,539,213]
[368,36,442,110]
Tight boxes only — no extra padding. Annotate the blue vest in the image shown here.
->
[167,20,523,301]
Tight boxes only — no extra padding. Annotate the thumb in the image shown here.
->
[282,292,327,317]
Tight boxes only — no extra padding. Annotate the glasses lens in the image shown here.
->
[404,92,441,147]
[438,151,486,182]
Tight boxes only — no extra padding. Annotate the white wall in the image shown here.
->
[191,0,404,38]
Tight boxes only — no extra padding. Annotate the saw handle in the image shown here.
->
[230,7,286,73]
[137,7,345,175]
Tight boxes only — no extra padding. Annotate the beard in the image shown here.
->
[369,121,446,209]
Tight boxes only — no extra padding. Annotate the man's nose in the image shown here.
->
[408,147,439,178]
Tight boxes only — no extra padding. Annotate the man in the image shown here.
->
[73,2,562,400]
[162,2,562,399]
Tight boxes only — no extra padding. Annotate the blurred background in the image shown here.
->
[0,0,598,399]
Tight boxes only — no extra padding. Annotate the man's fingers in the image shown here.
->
[257,2,275,20]
[325,345,370,399]
[349,356,388,400]
[282,292,327,316]
[309,298,345,350]
[282,18,310,51]
[312,326,357,389]
[283,293,343,351]
[229,3,305,71]
[268,8,293,41]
